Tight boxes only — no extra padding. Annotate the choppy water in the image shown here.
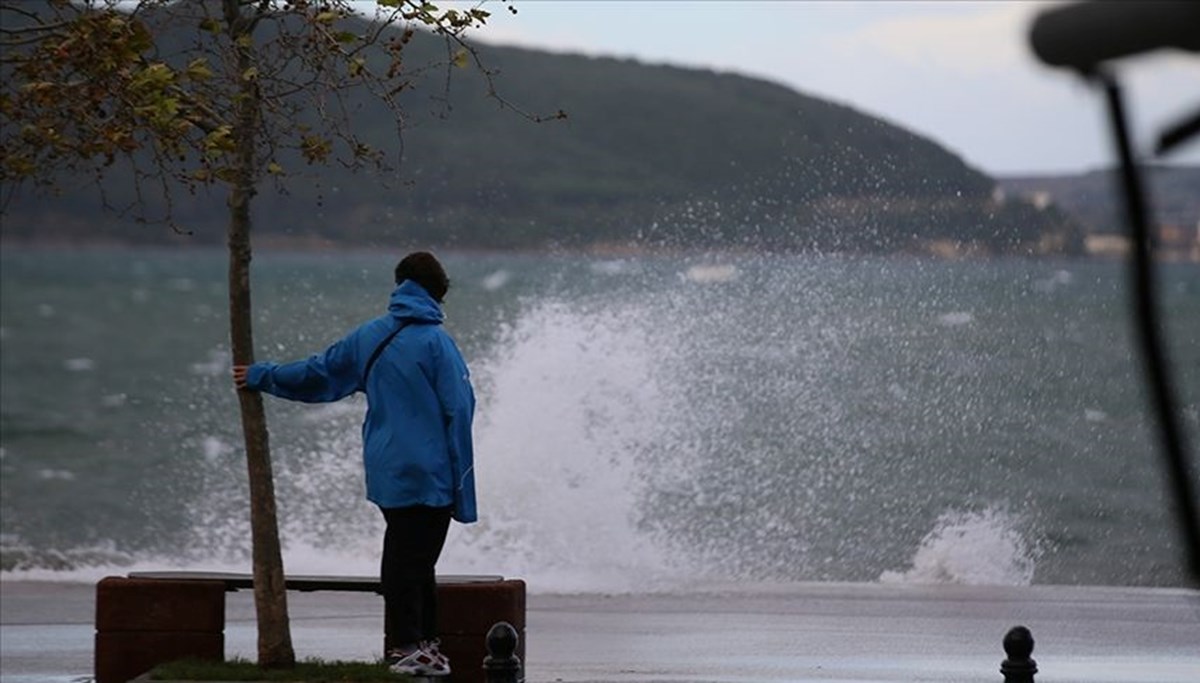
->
[1,247,1197,592]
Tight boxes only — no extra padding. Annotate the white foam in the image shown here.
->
[189,348,229,376]
[34,469,76,481]
[480,270,511,291]
[589,260,633,276]
[683,264,737,283]
[100,393,128,408]
[937,311,974,327]
[201,436,233,463]
[1033,269,1074,293]
[878,506,1039,586]
[437,299,678,592]
[63,358,95,372]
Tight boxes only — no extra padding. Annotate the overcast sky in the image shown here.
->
[441,0,1200,178]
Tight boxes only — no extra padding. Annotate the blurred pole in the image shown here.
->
[1098,70,1200,587]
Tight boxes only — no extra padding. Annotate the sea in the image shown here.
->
[1,246,1197,593]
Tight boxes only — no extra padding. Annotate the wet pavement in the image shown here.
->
[2,579,1198,682]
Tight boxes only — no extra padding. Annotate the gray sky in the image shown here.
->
[447,0,1200,177]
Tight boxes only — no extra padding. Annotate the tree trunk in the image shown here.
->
[229,211,295,669]
[225,0,295,668]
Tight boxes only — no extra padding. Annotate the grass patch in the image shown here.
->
[150,657,405,681]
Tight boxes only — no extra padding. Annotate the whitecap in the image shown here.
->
[189,349,229,376]
[100,393,128,408]
[481,270,511,291]
[1033,269,1074,293]
[937,311,974,326]
[590,260,631,275]
[64,358,95,372]
[35,468,76,481]
[1084,408,1108,423]
[200,436,232,463]
[37,303,55,317]
[878,506,1038,586]
[683,264,737,284]
[0,539,137,579]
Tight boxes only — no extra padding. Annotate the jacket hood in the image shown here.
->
[388,280,445,324]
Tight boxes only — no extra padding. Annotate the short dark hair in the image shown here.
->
[394,251,450,302]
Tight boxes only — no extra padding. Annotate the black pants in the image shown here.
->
[380,505,453,647]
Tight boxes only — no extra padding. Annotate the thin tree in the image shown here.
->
[0,0,548,668]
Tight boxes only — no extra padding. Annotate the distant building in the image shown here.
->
[1084,224,1200,261]
[1157,222,1200,262]
[1084,233,1130,257]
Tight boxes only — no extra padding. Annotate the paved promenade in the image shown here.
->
[2,579,1198,682]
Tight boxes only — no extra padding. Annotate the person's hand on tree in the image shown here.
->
[232,365,251,390]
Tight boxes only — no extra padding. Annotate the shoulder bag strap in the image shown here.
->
[362,321,408,387]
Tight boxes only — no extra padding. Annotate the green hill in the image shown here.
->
[2,19,1079,254]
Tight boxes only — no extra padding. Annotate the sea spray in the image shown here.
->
[879,506,1041,585]
[440,297,678,592]
[173,292,684,592]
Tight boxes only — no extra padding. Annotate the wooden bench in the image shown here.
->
[95,571,525,683]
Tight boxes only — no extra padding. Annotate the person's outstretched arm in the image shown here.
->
[233,328,363,403]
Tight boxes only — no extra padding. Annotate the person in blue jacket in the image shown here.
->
[233,251,475,677]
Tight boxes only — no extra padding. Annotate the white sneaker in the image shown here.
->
[387,644,451,676]
[421,639,451,671]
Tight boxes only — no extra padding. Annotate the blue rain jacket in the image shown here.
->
[245,280,477,523]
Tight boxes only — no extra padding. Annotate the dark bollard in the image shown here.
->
[483,621,522,683]
[1001,625,1038,683]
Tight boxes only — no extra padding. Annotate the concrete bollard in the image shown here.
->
[1000,625,1038,683]
[482,621,522,683]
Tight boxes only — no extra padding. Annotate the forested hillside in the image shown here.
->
[2,17,1079,254]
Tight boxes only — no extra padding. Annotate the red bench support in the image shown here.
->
[429,578,526,678]
[95,577,225,683]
